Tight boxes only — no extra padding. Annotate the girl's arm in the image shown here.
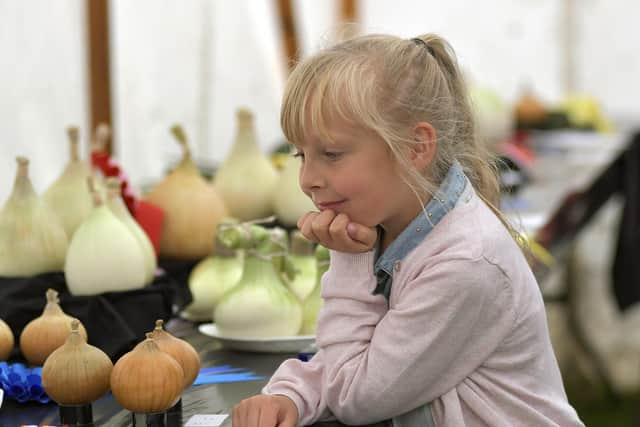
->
[262,250,388,425]
[314,250,515,425]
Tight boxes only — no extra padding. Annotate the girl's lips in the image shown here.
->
[315,200,346,211]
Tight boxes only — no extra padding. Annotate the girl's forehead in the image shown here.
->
[302,106,363,142]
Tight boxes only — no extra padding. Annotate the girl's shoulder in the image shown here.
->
[402,187,531,286]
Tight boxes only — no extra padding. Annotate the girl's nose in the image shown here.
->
[299,160,323,193]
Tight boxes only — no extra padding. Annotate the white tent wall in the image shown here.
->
[1,0,639,202]
[577,0,640,123]
[360,0,563,104]
[111,0,287,190]
[0,0,89,203]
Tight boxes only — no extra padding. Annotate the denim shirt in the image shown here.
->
[373,161,467,301]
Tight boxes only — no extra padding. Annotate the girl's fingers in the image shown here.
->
[298,212,320,243]
[310,210,336,244]
[297,211,378,253]
[347,222,378,248]
[258,404,279,427]
[328,213,351,246]
[296,211,315,231]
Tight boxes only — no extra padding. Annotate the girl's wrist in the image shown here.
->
[329,250,376,274]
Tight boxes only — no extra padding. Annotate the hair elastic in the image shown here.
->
[411,37,435,56]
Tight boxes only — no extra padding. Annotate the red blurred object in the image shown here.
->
[91,151,137,213]
[134,200,164,255]
[91,150,164,255]
[498,130,536,169]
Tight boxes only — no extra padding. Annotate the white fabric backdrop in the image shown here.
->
[0,0,638,202]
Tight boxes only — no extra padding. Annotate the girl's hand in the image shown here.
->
[297,210,378,253]
[232,394,298,427]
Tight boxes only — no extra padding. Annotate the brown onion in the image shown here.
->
[0,318,14,361]
[151,319,200,388]
[19,289,87,365]
[42,319,112,404]
[110,333,183,413]
[145,125,227,259]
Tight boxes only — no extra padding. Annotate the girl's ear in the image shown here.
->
[409,122,437,172]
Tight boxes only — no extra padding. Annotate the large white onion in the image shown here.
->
[43,126,95,238]
[0,157,68,277]
[65,183,146,295]
[273,155,314,226]
[214,109,279,221]
[214,225,302,338]
[106,178,157,284]
[146,125,228,259]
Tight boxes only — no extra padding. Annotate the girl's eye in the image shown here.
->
[292,150,305,160]
[324,151,342,160]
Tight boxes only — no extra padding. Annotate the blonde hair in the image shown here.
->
[281,33,520,241]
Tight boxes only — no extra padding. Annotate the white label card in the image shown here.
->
[185,414,229,427]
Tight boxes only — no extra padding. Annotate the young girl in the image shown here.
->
[232,33,584,427]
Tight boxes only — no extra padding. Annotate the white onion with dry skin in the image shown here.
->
[273,155,315,226]
[287,231,317,301]
[0,318,14,361]
[65,181,147,296]
[111,334,184,414]
[184,242,243,321]
[106,177,157,284]
[19,289,87,366]
[214,108,279,220]
[214,225,302,338]
[43,126,94,238]
[146,125,228,259]
[42,319,113,405]
[0,157,68,277]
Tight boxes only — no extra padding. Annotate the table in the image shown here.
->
[1,318,291,426]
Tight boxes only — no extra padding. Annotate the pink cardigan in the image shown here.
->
[264,184,584,426]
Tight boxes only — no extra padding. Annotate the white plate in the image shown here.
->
[198,323,315,354]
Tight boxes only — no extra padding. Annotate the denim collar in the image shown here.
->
[373,161,467,297]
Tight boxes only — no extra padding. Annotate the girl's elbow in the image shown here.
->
[326,391,387,425]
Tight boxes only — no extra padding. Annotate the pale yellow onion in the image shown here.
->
[19,289,88,366]
[146,125,228,259]
[43,126,94,238]
[65,185,146,295]
[111,334,184,413]
[300,245,329,335]
[287,231,317,301]
[0,318,14,361]
[214,226,302,338]
[0,157,68,277]
[273,155,315,226]
[106,177,157,284]
[151,319,200,388]
[214,108,279,220]
[42,319,113,405]
[183,240,243,321]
